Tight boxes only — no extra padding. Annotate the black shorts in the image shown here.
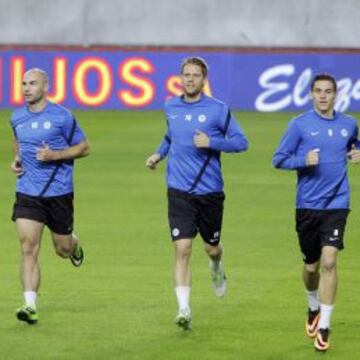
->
[12,192,74,235]
[296,209,349,264]
[167,188,225,245]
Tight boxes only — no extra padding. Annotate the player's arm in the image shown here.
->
[36,140,90,162]
[146,127,171,170]
[347,125,360,164]
[11,137,24,176]
[37,114,90,162]
[272,120,318,170]
[194,111,248,153]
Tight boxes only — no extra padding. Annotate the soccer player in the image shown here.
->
[272,73,360,351]
[146,57,249,330]
[10,68,90,324]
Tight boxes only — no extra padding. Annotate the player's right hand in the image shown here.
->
[11,158,24,176]
[305,149,320,166]
[347,144,360,164]
[146,154,161,170]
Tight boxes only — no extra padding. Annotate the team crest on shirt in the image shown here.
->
[43,121,51,130]
[198,114,207,123]
[341,129,348,137]
[185,114,192,121]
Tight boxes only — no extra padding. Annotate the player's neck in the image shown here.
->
[314,107,334,119]
[28,98,48,113]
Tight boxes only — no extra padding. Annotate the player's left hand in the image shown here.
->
[194,130,210,148]
[347,144,360,164]
[36,142,58,161]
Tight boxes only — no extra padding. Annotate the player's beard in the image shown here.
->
[26,93,45,106]
[184,85,203,100]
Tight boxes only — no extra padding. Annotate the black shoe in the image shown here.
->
[314,328,330,352]
[16,305,38,324]
[70,244,84,267]
[306,308,320,338]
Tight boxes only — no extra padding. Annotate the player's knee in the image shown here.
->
[321,257,336,272]
[54,243,72,258]
[205,243,221,257]
[177,248,191,260]
[20,236,39,256]
[304,263,319,275]
[55,249,68,258]
[175,241,192,259]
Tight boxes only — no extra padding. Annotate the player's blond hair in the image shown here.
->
[181,57,209,77]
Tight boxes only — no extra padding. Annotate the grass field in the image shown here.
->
[0,110,360,359]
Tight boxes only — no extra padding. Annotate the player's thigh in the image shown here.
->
[168,188,197,241]
[198,192,225,245]
[15,219,45,251]
[46,194,74,235]
[50,232,73,253]
[296,209,322,264]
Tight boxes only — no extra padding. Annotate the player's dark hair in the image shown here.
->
[311,73,337,92]
[181,57,209,77]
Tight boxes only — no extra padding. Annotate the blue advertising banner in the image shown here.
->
[0,49,359,111]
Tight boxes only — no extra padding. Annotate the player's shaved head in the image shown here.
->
[22,68,49,110]
[24,68,49,84]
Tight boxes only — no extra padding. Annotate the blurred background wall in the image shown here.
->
[1,0,359,48]
[1,0,359,111]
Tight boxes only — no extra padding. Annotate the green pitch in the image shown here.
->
[0,110,359,359]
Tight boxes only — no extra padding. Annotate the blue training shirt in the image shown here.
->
[272,109,359,209]
[11,102,87,197]
[156,94,249,194]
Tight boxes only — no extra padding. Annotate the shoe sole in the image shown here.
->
[315,343,329,352]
